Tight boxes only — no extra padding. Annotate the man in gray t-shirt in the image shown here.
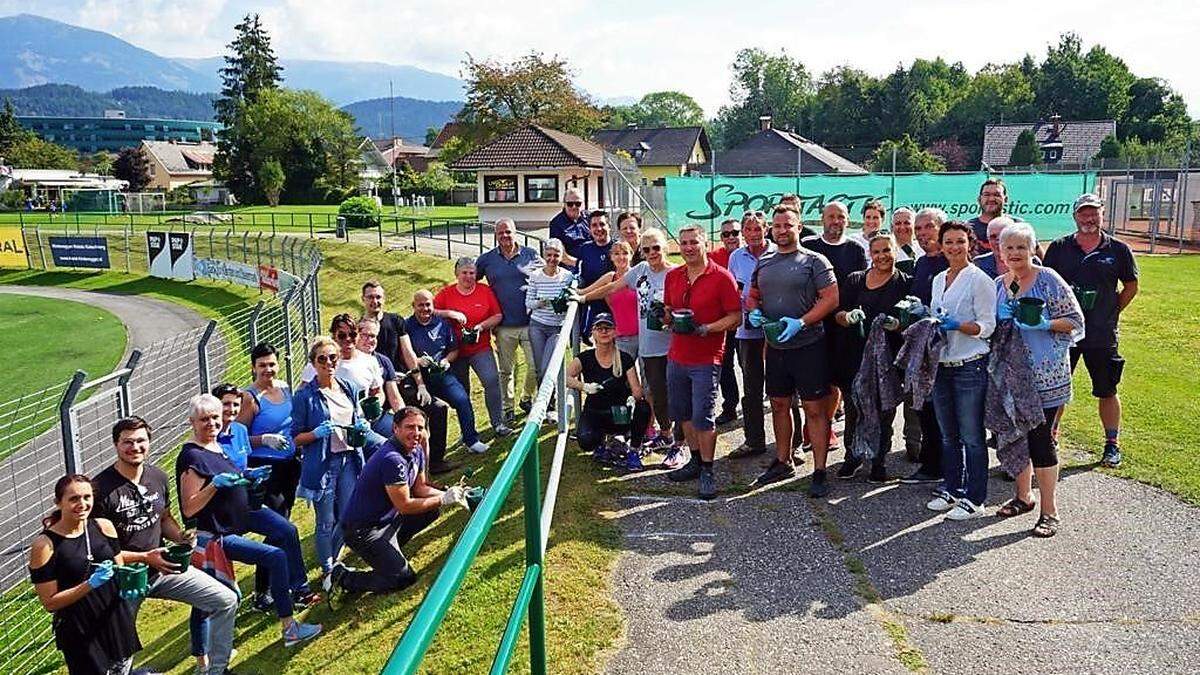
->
[751,249,836,349]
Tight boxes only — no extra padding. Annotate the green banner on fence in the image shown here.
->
[665,171,1096,239]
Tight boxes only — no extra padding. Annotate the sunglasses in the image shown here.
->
[565,201,582,207]
[316,353,339,365]
[641,244,662,253]
[335,330,357,341]
[721,230,741,237]
[592,323,614,332]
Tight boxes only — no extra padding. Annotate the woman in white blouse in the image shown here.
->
[927,221,996,521]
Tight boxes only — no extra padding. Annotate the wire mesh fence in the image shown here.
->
[0,237,321,674]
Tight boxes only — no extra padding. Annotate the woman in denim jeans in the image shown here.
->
[926,221,996,521]
[291,337,386,577]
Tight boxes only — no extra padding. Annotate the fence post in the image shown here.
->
[124,221,131,273]
[58,371,88,475]
[35,226,47,269]
[378,217,384,248]
[522,441,548,675]
[247,300,266,348]
[281,285,298,386]
[116,350,142,417]
[197,321,218,393]
[242,231,249,264]
[446,220,451,259]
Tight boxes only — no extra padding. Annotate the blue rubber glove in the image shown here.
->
[997,301,1015,321]
[312,420,337,439]
[353,419,371,434]
[1017,316,1052,331]
[777,316,806,342]
[212,472,241,489]
[747,309,766,328]
[87,560,114,589]
[245,466,272,483]
[938,315,962,333]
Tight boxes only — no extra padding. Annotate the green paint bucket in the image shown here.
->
[163,543,193,570]
[550,289,571,313]
[360,396,382,421]
[1015,297,1046,326]
[646,301,665,331]
[115,563,149,596]
[671,309,695,334]
[343,424,367,448]
[763,320,787,346]
[465,486,485,512]
[610,404,632,425]
[1073,286,1097,311]
[461,327,480,346]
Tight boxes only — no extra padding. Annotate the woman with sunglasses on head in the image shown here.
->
[29,474,141,674]
[579,228,684,462]
[292,337,385,582]
[301,314,385,399]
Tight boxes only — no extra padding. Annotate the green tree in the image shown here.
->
[6,136,77,170]
[1122,77,1191,144]
[1008,129,1042,166]
[617,91,706,128]
[213,13,283,204]
[869,135,945,173]
[113,147,151,191]
[257,158,285,206]
[1094,133,1121,161]
[0,99,33,154]
[809,67,879,147]
[714,48,813,149]
[1036,33,1134,123]
[457,52,602,143]
[90,152,114,176]
[424,126,439,146]
[938,63,1037,145]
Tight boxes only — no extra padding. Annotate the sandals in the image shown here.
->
[996,498,1036,518]
[1031,513,1060,538]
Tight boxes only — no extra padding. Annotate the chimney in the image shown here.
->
[1049,113,1062,137]
[759,115,773,132]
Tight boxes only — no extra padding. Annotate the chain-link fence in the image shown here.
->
[0,235,321,675]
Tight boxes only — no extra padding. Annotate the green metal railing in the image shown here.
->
[381,300,580,675]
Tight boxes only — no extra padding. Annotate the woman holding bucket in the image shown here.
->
[524,238,575,383]
[993,222,1084,537]
[925,221,996,521]
[177,394,322,648]
[28,474,141,674]
[566,312,652,465]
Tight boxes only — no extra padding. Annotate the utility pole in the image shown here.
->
[390,80,399,215]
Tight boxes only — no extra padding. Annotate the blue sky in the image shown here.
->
[4,0,1198,116]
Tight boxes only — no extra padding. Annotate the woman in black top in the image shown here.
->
[28,474,141,674]
[565,313,651,463]
[833,232,913,482]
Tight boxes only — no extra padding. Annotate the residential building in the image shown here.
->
[374,138,434,172]
[714,116,866,175]
[140,140,215,191]
[18,113,221,153]
[592,126,711,182]
[982,116,1117,169]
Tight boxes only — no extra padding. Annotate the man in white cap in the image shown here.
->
[1043,193,1139,468]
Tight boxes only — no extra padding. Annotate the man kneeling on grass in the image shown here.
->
[326,406,468,595]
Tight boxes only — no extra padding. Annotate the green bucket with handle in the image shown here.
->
[115,562,149,597]
[465,486,485,511]
[1015,297,1046,326]
[1073,286,1097,311]
[163,543,193,570]
[360,396,383,421]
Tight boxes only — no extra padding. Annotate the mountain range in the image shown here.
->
[0,13,464,139]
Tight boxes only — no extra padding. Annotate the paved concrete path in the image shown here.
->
[602,411,1200,674]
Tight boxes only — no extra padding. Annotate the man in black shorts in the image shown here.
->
[1043,193,1139,467]
[748,204,840,497]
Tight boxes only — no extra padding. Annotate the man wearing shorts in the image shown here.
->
[749,204,839,497]
[661,225,743,500]
[1043,193,1139,467]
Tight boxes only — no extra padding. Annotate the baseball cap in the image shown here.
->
[591,312,615,328]
[1073,193,1103,212]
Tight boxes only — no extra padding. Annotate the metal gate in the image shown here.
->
[1106,176,1182,253]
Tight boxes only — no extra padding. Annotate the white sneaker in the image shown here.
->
[926,492,957,512]
[467,440,489,454]
[544,409,557,425]
[946,499,986,521]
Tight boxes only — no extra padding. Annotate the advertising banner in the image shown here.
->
[147,231,195,280]
[195,258,259,288]
[0,227,28,268]
[665,171,1096,240]
[258,264,280,293]
[49,236,110,269]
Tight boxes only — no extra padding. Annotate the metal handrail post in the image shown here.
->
[57,371,88,475]
[197,321,218,393]
[116,350,142,416]
[281,285,298,387]
[247,300,266,348]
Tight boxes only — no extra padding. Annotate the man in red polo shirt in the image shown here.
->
[662,225,743,499]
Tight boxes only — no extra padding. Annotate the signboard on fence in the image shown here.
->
[0,227,28,268]
[665,171,1097,240]
[49,236,110,269]
[147,231,194,280]
[257,264,301,294]
[195,257,258,288]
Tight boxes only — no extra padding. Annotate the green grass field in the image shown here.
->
[0,294,126,399]
[1059,254,1200,503]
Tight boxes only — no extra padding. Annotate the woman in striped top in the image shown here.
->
[525,238,575,383]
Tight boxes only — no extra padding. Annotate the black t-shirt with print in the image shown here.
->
[93,463,171,553]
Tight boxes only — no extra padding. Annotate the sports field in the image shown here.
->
[0,293,126,399]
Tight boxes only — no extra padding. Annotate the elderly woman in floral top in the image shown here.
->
[993,222,1084,538]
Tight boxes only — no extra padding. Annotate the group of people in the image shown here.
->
[27,182,1138,674]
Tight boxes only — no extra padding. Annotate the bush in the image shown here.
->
[338,195,382,229]
[1,190,25,211]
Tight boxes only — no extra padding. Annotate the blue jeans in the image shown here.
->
[305,452,362,572]
[932,358,989,505]
[190,508,310,654]
[451,350,504,428]
[665,361,721,431]
[426,371,480,445]
[528,319,562,381]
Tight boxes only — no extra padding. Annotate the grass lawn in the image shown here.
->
[1059,254,1200,503]
[0,294,126,400]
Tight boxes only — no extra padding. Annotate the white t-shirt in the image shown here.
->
[301,350,384,393]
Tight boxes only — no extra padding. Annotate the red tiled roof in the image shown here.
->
[450,125,606,170]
